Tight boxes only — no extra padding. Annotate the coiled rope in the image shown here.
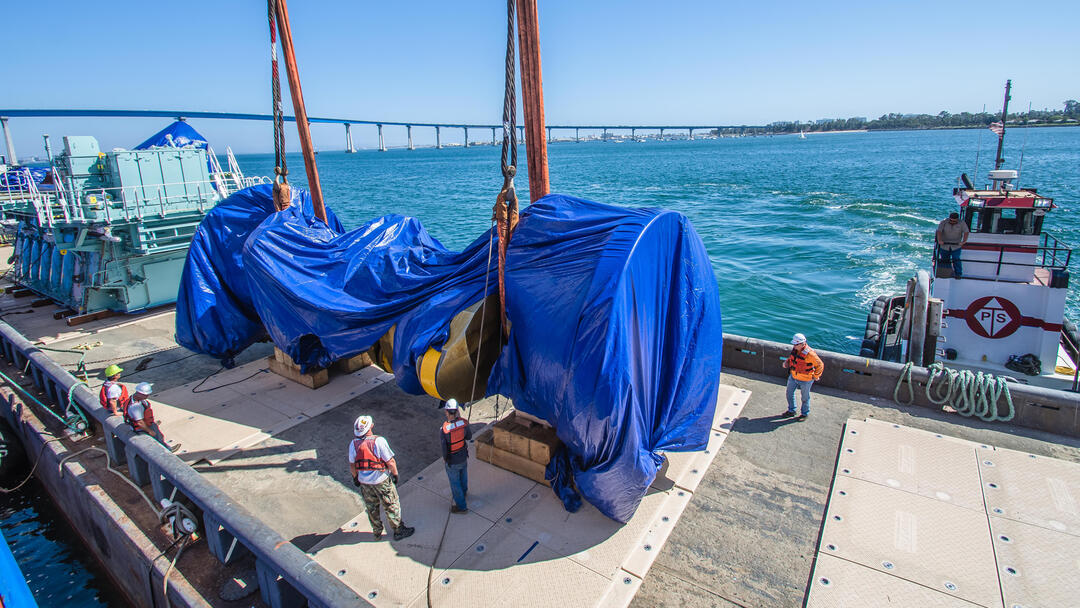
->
[894,361,1015,422]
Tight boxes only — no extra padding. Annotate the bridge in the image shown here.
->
[0,109,770,159]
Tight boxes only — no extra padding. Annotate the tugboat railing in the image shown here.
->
[933,231,1072,280]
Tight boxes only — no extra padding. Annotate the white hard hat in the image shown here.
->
[791,333,807,345]
[443,399,459,411]
[354,415,373,437]
[135,382,153,395]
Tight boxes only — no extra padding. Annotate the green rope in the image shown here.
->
[0,367,89,432]
[35,345,89,382]
[893,361,1015,422]
[894,362,916,405]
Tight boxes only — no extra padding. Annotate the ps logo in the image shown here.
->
[964,296,1022,339]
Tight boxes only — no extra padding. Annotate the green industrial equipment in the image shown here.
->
[1,132,265,316]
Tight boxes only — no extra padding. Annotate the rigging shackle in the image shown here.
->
[272,166,291,211]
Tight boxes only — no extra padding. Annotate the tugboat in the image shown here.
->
[861,81,1079,390]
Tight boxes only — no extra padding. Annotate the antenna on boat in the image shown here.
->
[973,103,986,184]
[1016,101,1031,189]
[993,79,1011,170]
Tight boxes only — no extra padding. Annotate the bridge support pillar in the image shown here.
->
[659,128,664,140]
[631,128,636,139]
[435,126,441,149]
[377,124,385,152]
[407,125,414,150]
[602,128,607,141]
[547,126,552,143]
[518,125,525,144]
[0,117,17,165]
[344,123,355,153]
[688,128,694,141]
[492,127,496,146]
[464,127,469,148]
[575,128,579,143]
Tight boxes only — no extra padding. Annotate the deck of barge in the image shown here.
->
[2,277,1079,607]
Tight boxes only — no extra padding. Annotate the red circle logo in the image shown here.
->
[964,296,1022,339]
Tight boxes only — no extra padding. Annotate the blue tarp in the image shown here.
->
[176,186,723,522]
[134,120,210,150]
[0,167,50,191]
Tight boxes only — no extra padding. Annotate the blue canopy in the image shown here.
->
[176,185,723,522]
[134,120,210,150]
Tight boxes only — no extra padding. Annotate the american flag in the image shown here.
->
[989,121,1005,136]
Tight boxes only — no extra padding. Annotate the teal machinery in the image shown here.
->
[5,135,264,315]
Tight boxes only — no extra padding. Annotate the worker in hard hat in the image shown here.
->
[440,399,472,513]
[349,415,415,541]
[782,333,824,420]
[99,364,129,416]
[125,383,181,453]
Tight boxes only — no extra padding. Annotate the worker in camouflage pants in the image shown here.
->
[349,415,415,541]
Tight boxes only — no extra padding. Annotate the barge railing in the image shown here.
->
[0,320,369,608]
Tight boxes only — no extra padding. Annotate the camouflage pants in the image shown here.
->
[359,477,402,535]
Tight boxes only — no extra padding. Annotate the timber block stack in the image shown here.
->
[476,412,560,485]
[267,348,373,389]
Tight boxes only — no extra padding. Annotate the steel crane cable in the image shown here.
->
[494,0,520,338]
[267,0,290,210]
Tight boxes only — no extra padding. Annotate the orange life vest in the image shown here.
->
[124,399,156,428]
[787,346,823,382]
[352,435,388,471]
[442,419,468,455]
[99,381,130,412]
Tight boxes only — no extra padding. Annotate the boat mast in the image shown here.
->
[274,0,327,222]
[517,0,550,202]
[993,79,1011,171]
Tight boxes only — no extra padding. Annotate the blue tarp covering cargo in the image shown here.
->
[135,120,210,150]
[0,167,50,191]
[176,185,723,522]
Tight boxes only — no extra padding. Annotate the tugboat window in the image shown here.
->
[966,208,1040,235]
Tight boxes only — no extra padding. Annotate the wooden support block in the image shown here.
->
[476,434,549,486]
[52,309,77,320]
[331,352,372,374]
[11,288,34,298]
[526,425,560,463]
[492,420,531,459]
[65,309,115,326]
[30,298,52,308]
[267,355,329,389]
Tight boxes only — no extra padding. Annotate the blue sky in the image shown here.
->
[2,0,1076,154]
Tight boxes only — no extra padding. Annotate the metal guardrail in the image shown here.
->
[0,320,368,608]
[932,231,1072,279]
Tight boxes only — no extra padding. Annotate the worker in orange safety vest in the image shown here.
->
[440,399,473,513]
[349,415,415,541]
[782,333,824,420]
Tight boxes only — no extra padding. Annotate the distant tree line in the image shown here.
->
[762,99,1080,134]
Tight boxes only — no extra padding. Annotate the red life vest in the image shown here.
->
[442,419,467,455]
[124,399,156,428]
[352,435,388,471]
[786,346,823,381]
[99,381,130,413]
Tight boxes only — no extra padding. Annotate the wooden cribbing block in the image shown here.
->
[476,432,549,486]
[331,352,373,374]
[268,347,329,389]
[492,419,531,459]
[526,424,560,463]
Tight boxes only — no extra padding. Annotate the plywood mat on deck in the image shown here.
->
[807,419,1080,608]
[131,359,395,464]
[308,384,750,608]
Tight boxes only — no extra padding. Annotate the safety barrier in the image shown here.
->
[0,320,368,608]
[721,332,1080,438]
